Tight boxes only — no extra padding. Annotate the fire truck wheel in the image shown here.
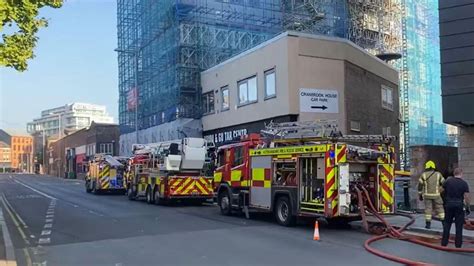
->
[146,186,153,204]
[218,190,232,216]
[275,196,296,226]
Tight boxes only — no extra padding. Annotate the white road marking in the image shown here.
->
[46,215,54,218]
[41,230,51,236]
[0,208,16,262]
[13,179,56,200]
[45,219,53,223]
[38,238,50,244]
[44,224,52,228]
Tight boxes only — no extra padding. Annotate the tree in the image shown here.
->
[0,0,63,72]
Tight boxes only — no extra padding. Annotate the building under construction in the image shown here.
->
[399,0,454,168]
[116,0,405,155]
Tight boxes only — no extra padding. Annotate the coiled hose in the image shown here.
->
[355,185,474,265]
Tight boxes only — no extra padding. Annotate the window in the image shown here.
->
[99,143,113,155]
[382,127,391,136]
[238,76,257,105]
[221,86,229,111]
[202,92,215,115]
[381,85,393,111]
[350,121,361,132]
[265,69,276,98]
[232,146,244,167]
[217,150,226,167]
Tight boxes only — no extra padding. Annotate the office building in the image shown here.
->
[201,32,399,147]
[439,0,474,198]
[27,103,114,138]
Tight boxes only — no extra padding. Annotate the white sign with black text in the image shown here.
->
[299,88,339,113]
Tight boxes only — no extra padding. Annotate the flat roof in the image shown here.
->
[202,31,398,75]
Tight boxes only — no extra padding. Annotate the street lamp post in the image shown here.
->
[115,48,139,144]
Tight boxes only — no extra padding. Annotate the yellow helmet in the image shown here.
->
[425,160,436,170]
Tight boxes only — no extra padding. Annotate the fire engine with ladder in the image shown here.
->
[214,121,396,226]
[125,138,214,204]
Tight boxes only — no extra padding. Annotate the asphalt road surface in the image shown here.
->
[0,174,472,266]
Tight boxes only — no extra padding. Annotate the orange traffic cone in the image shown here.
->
[313,221,320,241]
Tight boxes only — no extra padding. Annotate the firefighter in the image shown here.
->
[418,160,445,229]
[441,168,471,248]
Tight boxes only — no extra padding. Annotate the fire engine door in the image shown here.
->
[299,157,325,213]
[249,156,272,209]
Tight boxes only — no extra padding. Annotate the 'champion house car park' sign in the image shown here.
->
[299,88,339,113]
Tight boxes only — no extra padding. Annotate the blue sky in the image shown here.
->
[0,0,118,131]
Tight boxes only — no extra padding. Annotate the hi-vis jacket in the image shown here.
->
[418,170,445,199]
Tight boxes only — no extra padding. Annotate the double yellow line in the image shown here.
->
[1,193,33,266]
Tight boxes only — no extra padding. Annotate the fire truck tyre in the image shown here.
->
[275,196,296,226]
[146,186,153,204]
[127,185,136,201]
[218,190,232,216]
[154,187,162,205]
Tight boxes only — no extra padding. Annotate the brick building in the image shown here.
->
[1,129,33,172]
[46,122,120,179]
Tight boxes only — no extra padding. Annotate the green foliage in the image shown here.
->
[0,0,63,71]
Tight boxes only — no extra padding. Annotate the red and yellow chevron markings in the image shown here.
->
[379,164,394,213]
[325,146,338,217]
[168,177,213,196]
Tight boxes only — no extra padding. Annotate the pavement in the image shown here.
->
[0,174,472,266]
[383,212,474,238]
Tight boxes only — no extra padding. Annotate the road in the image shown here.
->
[0,174,471,266]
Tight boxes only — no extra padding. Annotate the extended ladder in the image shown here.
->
[262,120,396,144]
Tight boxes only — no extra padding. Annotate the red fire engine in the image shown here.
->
[213,121,396,226]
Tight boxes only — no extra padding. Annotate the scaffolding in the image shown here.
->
[117,0,403,137]
[399,0,451,169]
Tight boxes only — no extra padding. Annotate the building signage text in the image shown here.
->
[209,129,248,144]
[299,88,339,113]
[249,145,327,156]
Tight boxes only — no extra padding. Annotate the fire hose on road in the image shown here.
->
[355,185,474,265]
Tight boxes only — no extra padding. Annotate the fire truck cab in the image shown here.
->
[214,122,396,226]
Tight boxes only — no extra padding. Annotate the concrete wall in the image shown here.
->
[201,36,291,131]
[458,127,474,199]
[288,37,347,131]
